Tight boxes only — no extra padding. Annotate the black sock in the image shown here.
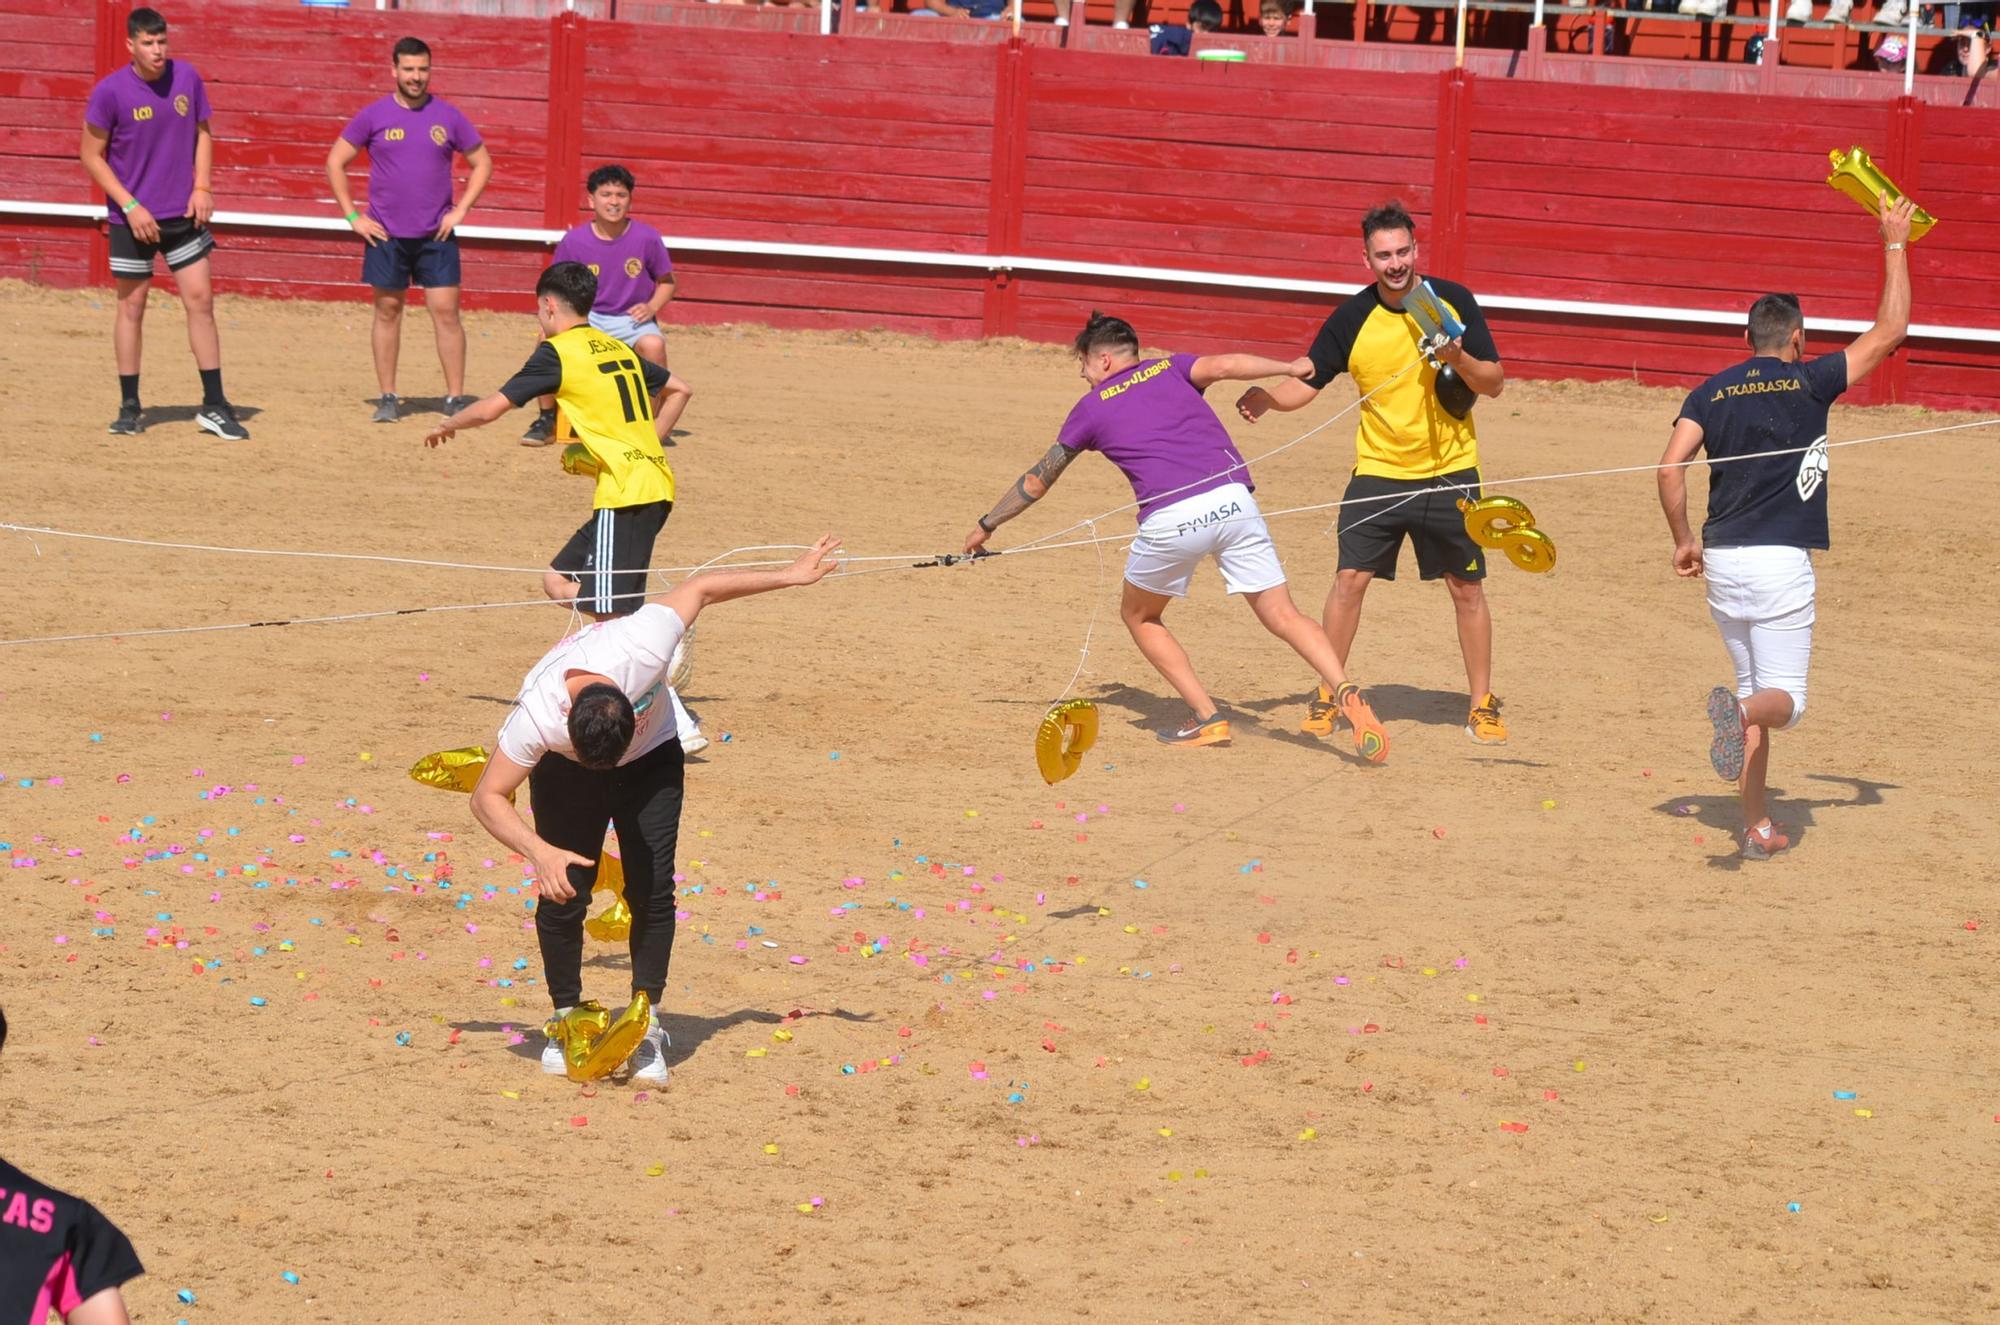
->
[198,368,224,408]
[118,374,139,407]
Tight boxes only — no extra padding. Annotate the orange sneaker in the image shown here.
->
[1157,712,1231,747]
[1741,821,1792,860]
[1465,693,1507,745]
[1301,685,1338,737]
[1336,682,1388,764]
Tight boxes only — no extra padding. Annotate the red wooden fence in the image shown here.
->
[2,0,1994,409]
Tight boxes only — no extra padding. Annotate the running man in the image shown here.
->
[0,1008,147,1324]
[522,164,693,446]
[963,312,1388,760]
[469,537,842,1085]
[1657,196,1913,860]
[78,7,248,440]
[1236,201,1508,744]
[327,36,493,423]
[425,260,706,750]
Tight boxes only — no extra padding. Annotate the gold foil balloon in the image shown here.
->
[560,441,600,479]
[542,992,652,1083]
[1036,700,1099,785]
[1459,496,1556,574]
[408,745,490,794]
[1826,147,1935,242]
[584,852,632,943]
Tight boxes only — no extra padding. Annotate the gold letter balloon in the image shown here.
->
[1459,496,1556,574]
[542,992,652,1082]
[1036,700,1099,784]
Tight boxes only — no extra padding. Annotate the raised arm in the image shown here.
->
[962,442,1078,553]
[658,535,842,627]
[1189,353,1314,391]
[1657,417,1707,579]
[1841,194,1914,388]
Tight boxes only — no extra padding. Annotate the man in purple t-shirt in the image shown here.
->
[326,36,493,424]
[962,312,1389,762]
[521,164,693,447]
[77,7,247,440]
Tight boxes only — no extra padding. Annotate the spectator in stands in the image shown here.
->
[327,37,494,424]
[1952,21,1993,75]
[911,0,1008,17]
[1259,0,1294,34]
[78,7,248,440]
[1873,31,1909,69]
[1152,0,1223,53]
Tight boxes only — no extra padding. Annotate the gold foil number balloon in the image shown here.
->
[542,992,652,1082]
[560,441,601,480]
[408,746,491,794]
[583,853,632,943]
[1825,146,1935,242]
[1459,496,1556,574]
[1036,700,1099,785]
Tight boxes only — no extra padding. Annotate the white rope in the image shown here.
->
[1053,520,1107,705]
[2,416,1993,649]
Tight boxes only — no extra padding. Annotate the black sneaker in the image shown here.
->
[520,408,556,446]
[371,393,400,424]
[107,402,145,436]
[441,394,479,416]
[195,401,251,441]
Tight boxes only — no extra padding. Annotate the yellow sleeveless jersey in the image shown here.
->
[548,325,675,510]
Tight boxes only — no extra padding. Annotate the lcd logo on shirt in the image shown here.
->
[132,106,154,121]
[383,127,406,141]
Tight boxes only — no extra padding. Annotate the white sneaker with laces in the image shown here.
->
[541,1006,573,1075]
[1785,0,1812,18]
[1874,0,1903,24]
[627,1020,670,1087]
[1825,0,1853,20]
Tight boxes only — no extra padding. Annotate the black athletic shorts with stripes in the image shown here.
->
[108,216,214,278]
[550,500,671,617]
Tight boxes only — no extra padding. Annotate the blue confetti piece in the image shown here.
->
[395,1031,413,1046]
[249,996,267,1007]
[719,732,732,742]
[1787,1202,1802,1213]
[177,1289,197,1305]
[1833,1090,1856,1100]
[90,733,102,742]
[841,1063,856,1074]
[828,752,840,761]
[282,1271,300,1285]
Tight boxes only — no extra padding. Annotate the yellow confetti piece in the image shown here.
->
[1467,993,1482,1002]
[1167,1171,1183,1182]
[772,1029,793,1042]
[1194,1168,1209,1179]
[500,997,517,1007]
[345,936,363,946]
[1855,1108,1873,1118]
[1649,1213,1671,1224]
[1541,799,1557,810]
[294,971,306,980]
[1096,907,1112,917]
[965,810,980,818]
[1298,1127,1318,1141]
[1574,1060,1587,1071]
[500,1090,521,1100]
[1157,1127,1173,1137]
[358,752,373,762]
[1421,967,1438,977]
[1123,925,1139,934]
[745,1048,768,1058]
[762,1143,779,1155]
[698,830,712,839]
[278,941,295,952]
[795,1202,816,1214]
[1133,1077,1151,1091]
[644,1164,664,1177]
[877,1057,892,1067]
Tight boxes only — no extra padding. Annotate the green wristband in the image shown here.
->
[344,209,360,223]
[120,199,138,214]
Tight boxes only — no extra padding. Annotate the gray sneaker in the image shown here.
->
[108,402,145,435]
[371,393,400,424]
[520,408,557,446]
[441,394,478,416]
[195,401,250,441]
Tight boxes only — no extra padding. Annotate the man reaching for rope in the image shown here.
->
[963,312,1388,761]
[1657,195,1913,860]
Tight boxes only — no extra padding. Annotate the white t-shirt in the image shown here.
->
[495,604,688,768]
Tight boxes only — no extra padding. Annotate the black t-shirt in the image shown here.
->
[499,340,669,408]
[1677,353,1846,550]
[0,1158,143,1323]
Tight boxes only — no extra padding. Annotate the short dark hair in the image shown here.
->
[1747,293,1803,353]
[392,36,431,63]
[1073,310,1140,359]
[128,8,167,37]
[587,164,636,194]
[1362,200,1416,242]
[568,683,635,769]
[1189,0,1223,27]
[537,261,598,317]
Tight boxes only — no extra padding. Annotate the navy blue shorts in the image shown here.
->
[362,236,461,291]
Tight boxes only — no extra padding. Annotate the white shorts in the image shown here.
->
[1704,545,1814,729]
[587,311,665,347]
[1123,483,1286,598]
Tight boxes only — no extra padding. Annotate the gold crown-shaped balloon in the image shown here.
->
[1826,146,1935,242]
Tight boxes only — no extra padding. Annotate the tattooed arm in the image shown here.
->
[963,442,1078,554]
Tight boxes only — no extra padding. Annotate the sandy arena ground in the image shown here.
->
[1,280,1996,1323]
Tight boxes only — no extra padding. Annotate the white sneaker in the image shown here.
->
[1825,0,1852,20]
[681,730,710,756]
[627,1020,670,1086]
[1875,0,1903,23]
[541,1007,573,1075]
[1785,0,1811,19]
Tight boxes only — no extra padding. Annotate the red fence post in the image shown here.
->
[543,13,587,230]
[1871,93,1923,405]
[89,0,130,285]
[1430,68,1473,281]
[983,39,1030,339]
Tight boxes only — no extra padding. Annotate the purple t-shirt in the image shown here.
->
[1056,354,1253,522]
[84,62,210,226]
[338,94,482,238]
[552,219,674,314]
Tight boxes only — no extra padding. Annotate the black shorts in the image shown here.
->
[108,216,214,278]
[1336,467,1485,582]
[551,501,671,617]
[362,236,461,291]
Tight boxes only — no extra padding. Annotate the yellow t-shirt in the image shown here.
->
[501,324,674,509]
[1304,278,1497,480]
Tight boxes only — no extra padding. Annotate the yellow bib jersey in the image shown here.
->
[501,324,674,510]
[1302,277,1502,582]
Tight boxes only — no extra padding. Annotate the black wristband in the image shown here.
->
[977,515,996,534]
